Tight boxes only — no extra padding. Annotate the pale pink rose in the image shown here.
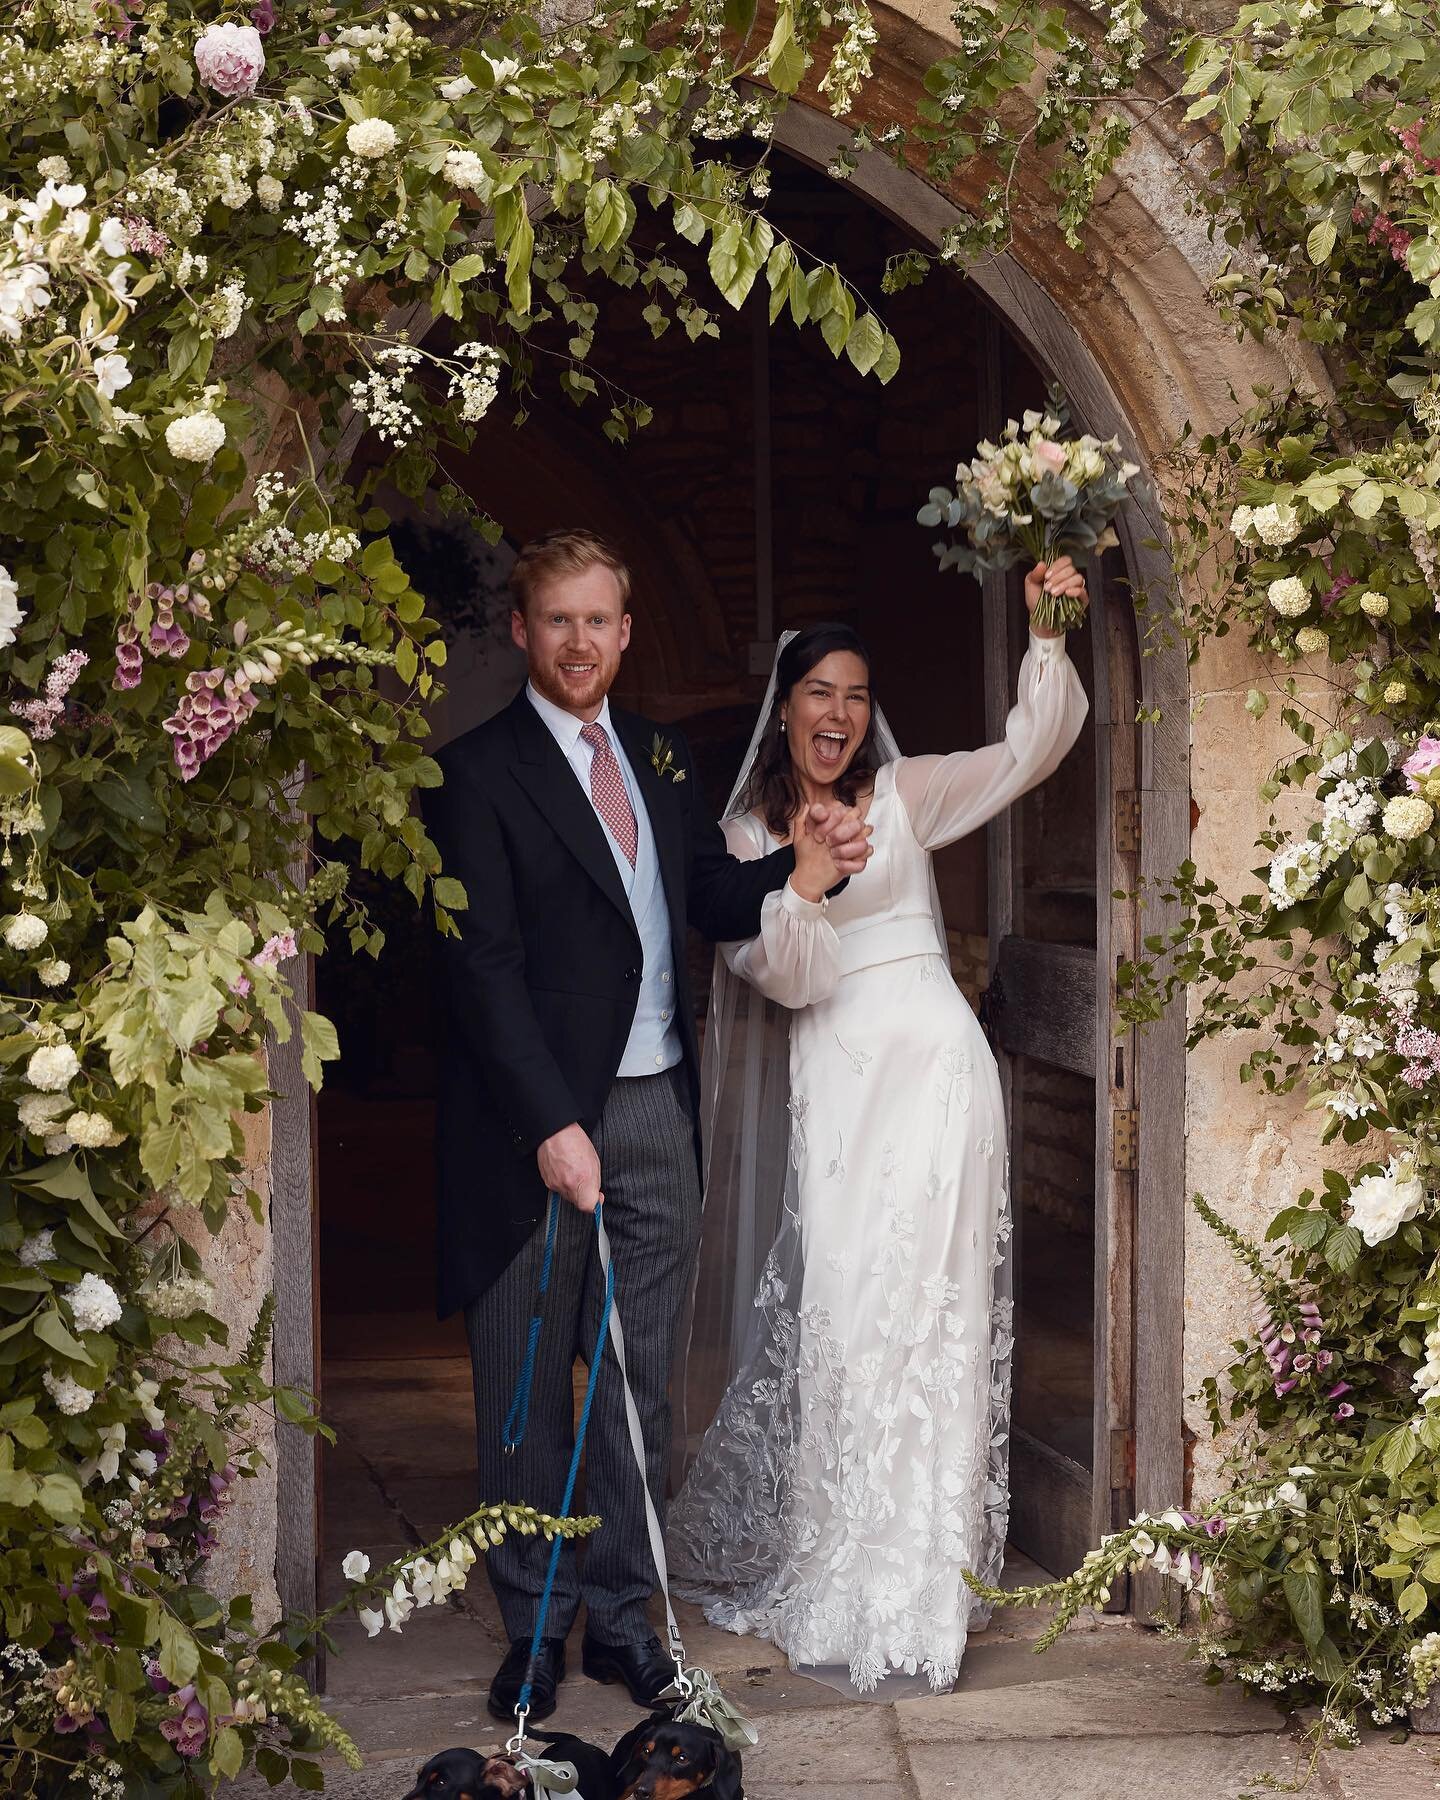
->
[1032,438,1067,475]
[1403,737,1440,793]
[194,22,265,97]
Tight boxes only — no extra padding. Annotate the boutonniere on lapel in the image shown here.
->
[650,734,686,784]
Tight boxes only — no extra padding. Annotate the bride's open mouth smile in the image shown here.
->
[812,729,850,768]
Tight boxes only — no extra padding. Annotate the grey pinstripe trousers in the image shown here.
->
[464,1065,702,1646]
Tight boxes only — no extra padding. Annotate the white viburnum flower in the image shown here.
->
[165,412,227,463]
[1384,680,1408,705]
[1383,794,1434,841]
[346,118,397,159]
[1360,589,1390,618]
[342,1550,370,1581]
[65,1110,117,1149]
[37,958,70,987]
[68,1272,123,1332]
[1252,502,1300,547]
[1295,626,1328,655]
[26,1043,79,1091]
[1267,576,1310,617]
[1346,1161,1427,1246]
[37,155,72,182]
[1230,504,1256,540]
[256,174,284,211]
[18,1091,68,1132]
[0,564,24,648]
[43,1369,96,1415]
[442,149,487,192]
[4,912,48,950]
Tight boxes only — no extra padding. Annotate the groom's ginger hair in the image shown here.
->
[510,528,632,615]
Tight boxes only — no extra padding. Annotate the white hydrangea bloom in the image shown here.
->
[346,118,397,159]
[165,412,226,463]
[18,1228,56,1266]
[26,1042,80,1091]
[68,1272,123,1332]
[43,1369,96,1415]
[4,912,48,950]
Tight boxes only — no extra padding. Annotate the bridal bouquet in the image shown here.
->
[917,388,1139,631]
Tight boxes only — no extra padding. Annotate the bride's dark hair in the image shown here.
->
[737,623,879,840]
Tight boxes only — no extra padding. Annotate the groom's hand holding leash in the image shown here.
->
[539,1121,603,1215]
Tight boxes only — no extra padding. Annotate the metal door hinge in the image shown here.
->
[1112,1107,1139,1170]
[1115,791,1142,855]
[1109,1425,1135,1491]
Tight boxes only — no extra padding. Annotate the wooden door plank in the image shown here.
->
[988,937,1097,1076]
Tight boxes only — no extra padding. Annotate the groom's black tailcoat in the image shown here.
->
[424,688,795,1319]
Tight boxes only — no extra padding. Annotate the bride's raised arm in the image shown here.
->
[894,629,1088,854]
[717,814,842,1009]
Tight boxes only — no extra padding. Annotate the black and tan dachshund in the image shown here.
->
[610,1714,744,1800]
[401,1731,618,1800]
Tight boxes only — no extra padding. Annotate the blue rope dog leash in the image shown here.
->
[505,1194,616,1745]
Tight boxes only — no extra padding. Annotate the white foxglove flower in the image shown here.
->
[342,1550,370,1581]
[5,912,48,950]
[27,1043,79,1091]
[87,1421,126,1484]
[68,1272,122,1332]
[0,565,24,648]
[347,118,397,159]
[359,1606,385,1637]
[165,412,226,463]
[135,1378,165,1429]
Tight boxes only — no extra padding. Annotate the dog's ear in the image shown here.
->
[707,1748,744,1800]
[609,1717,650,1780]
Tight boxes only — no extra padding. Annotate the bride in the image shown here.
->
[668,559,1090,1698]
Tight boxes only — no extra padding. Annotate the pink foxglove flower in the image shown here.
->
[194,22,265,97]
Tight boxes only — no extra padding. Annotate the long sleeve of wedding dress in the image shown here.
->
[895,630,1088,851]
[717,817,842,1008]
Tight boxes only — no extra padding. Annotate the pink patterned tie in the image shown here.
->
[580,721,637,868]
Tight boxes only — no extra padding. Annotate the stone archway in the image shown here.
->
[263,18,1309,1626]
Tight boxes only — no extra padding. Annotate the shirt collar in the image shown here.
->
[525,681,615,756]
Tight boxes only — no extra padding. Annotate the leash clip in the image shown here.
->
[506,1706,530,1756]
[670,1651,694,1700]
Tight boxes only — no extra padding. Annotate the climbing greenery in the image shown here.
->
[6,0,1440,1787]
[980,0,1440,1749]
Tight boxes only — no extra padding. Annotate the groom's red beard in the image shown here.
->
[528,643,622,715]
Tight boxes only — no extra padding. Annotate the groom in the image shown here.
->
[425,528,870,1723]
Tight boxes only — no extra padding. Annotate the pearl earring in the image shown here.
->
[780,719,787,734]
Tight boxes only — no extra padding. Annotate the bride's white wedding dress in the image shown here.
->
[669,631,1087,1697]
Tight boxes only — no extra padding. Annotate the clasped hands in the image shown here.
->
[790,798,873,905]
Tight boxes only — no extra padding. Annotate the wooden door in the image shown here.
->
[980,542,1140,1586]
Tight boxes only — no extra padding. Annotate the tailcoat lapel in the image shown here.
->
[506,691,635,929]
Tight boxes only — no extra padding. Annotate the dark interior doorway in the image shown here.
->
[315,151,1113,1588]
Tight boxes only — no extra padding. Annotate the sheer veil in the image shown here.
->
[671,631,944,1493]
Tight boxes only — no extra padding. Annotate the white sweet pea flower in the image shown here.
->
[342,1550,370,1581]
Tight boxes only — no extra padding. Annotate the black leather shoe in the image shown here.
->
[487,1636,567,1723]
[580,1632,674,1708]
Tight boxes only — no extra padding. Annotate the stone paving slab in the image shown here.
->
[1318,1731,1440,1798]
[895,1642,1282,1743]
[903,1729,1319,1800]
